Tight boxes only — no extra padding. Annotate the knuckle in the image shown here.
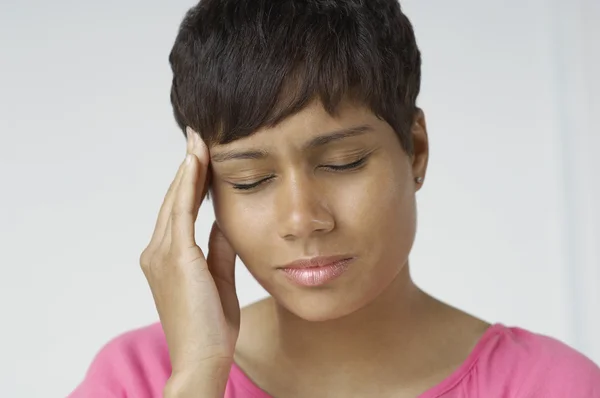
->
[141,242,205,275]
[139,249,152,269]
[170,207,192,221]
[171,196,193,215]
[140,247,169,274]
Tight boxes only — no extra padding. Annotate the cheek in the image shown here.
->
[338,160,413,221]
[335,161,416,262]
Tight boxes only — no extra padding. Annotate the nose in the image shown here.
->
[276,172,335,240]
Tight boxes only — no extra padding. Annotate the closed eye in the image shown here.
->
[231,156,369,191]
[321,156,368,171]
[231,176,275,191]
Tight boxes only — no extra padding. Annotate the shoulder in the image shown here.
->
[510,327,600,396]
[69,323,171,397]
[474,325,600,397]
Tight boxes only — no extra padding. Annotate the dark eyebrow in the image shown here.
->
[211,148,269,163]
[303,124,373,150]
[210,124,373,163]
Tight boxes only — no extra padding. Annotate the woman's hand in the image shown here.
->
[139,128,240,397]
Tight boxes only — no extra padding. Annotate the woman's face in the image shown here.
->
[210,100,428,321]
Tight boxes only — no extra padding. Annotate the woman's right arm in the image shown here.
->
[71,129,240,398]
[140,128,240,398]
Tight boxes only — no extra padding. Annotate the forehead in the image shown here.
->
[211,100,383,151]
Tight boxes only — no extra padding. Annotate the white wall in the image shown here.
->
[0,1,597,397]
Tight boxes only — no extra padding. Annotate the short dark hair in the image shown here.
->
[169,0,421,154]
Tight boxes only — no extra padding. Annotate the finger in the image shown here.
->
[148,160,187,247]
[170,153,201,251]
[187,128,211,218]
[207,221,237,287]
[148,131,196,248]
[207,222,239,325]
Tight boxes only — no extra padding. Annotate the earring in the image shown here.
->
[415,177,424,184]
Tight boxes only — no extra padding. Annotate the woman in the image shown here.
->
[70,0,600,397]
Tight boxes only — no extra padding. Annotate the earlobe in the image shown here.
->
[411,109,429,188]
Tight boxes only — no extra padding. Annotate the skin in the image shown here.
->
[143,99,489,398]
[211,99,420,323]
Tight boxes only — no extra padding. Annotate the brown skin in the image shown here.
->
[208,100,489,397]
[211,100,421,322]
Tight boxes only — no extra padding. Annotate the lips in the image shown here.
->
[278,256,354,287]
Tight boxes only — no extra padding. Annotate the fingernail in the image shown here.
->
[193,133,208,157]
[186,127,194,151]
[195,134,206,150]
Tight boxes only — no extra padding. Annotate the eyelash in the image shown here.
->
[232,177,274,191]
[323,156,368,171]
[231,156,369,191]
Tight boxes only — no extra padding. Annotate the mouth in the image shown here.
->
[278,255,354,287]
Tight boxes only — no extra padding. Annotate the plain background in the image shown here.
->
[1,0,598,397]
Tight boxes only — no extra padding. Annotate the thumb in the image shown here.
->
[207,221,237,287]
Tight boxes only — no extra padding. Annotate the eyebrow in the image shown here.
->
[303,124,373,150]
[210,124,373,163]
[211,148,269,163]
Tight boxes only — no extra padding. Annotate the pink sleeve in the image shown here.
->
[515,336,600,397]
[68,324,171,398]
[68,339,129,398]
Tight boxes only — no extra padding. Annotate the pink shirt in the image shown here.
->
[69,322,600,397]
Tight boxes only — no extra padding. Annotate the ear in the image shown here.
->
[410,108,429,192]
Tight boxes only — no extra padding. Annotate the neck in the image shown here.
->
[271,264,444,376]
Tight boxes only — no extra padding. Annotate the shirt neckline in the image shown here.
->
[229,323,507,398]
